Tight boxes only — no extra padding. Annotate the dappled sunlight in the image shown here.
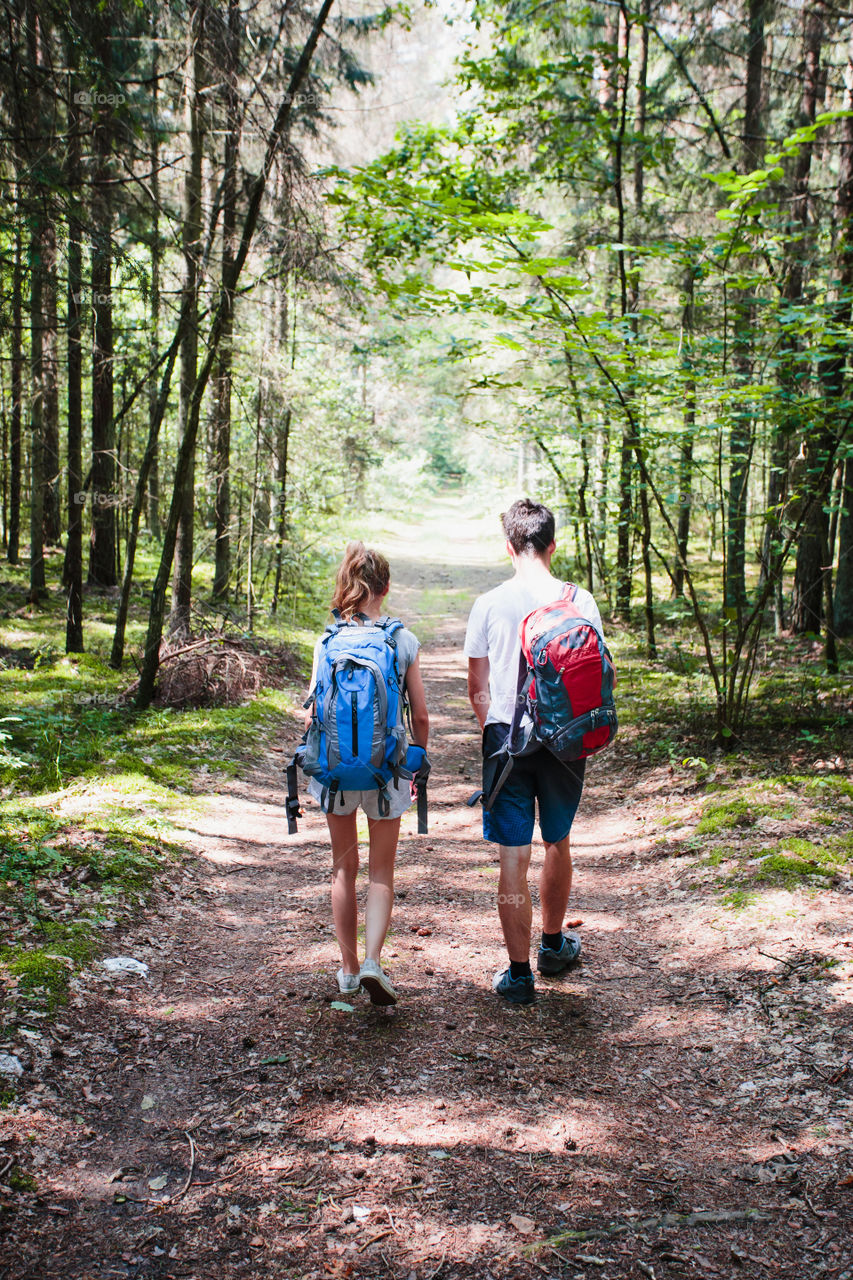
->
[4,498,851,1279]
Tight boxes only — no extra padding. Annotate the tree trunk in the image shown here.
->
[65,74,84,652]
[169,2,206,640]
[8,206,23,565]
[794,28,853,635]
[673,263,697,598]
[109,306,188,669]
[612,8,633,619]
[595,9,618,610]
[212,0,241,600]
[630,0,655,657]
[28,214,46,600]
[147,35,162,541]
[88,23,117,588]
[41,220,61,546]
[834,454,853,635]
[768,6,821,633]
[270,408,291,616]
[726,0,767,619]
[25,3,46,600]
[271,268,294,617]
[246,379,263,631]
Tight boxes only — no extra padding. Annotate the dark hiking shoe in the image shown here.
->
[537,931,582,976]
[492,968,535,1004]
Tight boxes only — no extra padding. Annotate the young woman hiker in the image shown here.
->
[303,542,429,1006]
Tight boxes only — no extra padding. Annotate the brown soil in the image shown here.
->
[2,510,852,1280]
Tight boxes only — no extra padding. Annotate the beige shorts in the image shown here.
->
[307,777,413,820]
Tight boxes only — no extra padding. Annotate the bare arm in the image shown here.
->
[467,656,490,731]
[404,654,429,749]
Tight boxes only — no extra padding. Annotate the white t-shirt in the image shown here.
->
[464,577,604,727]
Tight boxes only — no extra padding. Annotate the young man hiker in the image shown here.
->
[464,498,604,1004]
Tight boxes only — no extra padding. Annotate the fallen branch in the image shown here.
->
[358,1228,394,1252]
[425,1248,447,1279]
[530,1207,775,1250]
[165,1131,196,1205]
[209,1054,290,1082]
[122,638,222,694]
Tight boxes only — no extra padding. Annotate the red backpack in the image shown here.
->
[475,584,617,811]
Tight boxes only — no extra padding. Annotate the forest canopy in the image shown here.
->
[0,0,851,741]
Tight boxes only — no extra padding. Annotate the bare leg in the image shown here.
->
[364,815,401,963]
[539,833,573,934]
[498,843,533,962]
[327,811,360,975]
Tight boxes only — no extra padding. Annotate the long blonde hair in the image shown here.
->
[331,541,390,619]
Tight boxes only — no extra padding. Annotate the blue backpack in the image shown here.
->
[285,613,430,832]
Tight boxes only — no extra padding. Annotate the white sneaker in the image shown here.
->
[337,969,361,995]
[358,957,397,1006]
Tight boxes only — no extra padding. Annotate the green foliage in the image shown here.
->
[321,0,853,748]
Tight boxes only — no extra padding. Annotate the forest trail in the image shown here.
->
[5,497,851,1280]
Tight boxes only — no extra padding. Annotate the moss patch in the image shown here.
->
[1,948,75,1012]
[721,888,756,910]
[753,854,834,888]
[7,1167,38,1193]
[695,797,756,835]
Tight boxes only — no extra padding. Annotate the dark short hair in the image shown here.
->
[501,498,555,554]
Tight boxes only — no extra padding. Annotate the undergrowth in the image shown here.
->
[1,547,325,1059]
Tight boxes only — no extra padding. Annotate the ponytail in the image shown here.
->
[331,541,390,619]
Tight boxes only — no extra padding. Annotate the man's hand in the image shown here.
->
[467,656,490,731]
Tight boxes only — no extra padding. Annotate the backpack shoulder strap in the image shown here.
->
[562,582,578,601]
[506,645,531,754]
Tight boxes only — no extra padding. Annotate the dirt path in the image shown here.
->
[3,502,852,1279]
